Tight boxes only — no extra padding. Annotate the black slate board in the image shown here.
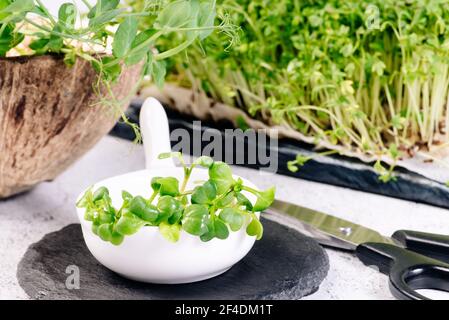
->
[17,219,329,300]
[110,100,449,210]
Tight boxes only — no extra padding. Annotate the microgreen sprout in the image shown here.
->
[139,0,449,179]
[77,153,275,244]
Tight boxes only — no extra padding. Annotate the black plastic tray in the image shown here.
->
[110,100,449,210]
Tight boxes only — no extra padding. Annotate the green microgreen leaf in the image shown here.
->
[151,177,179,196]
[215,192,235,208]
[157,195,182,222]
[115,210,146,235]
[219,208,244,232]
[235,192,252,210]
[181,204,209,236]
[246,216,263,240]
[98,223,113,241]
[252,187,276,212]
[93,186,109,202]
[209,161,234,195]
[194,156,214,168]
[191,180,217,204]
[159,222,181,243]
[81,152,274,245]
[129,196,158,222]
[213,218,229,239]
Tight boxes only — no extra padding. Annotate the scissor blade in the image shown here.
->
[265,199,395,250]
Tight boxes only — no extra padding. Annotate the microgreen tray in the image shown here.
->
[110,101,449,210]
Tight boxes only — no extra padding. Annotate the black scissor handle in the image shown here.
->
[392,230,449,264]
[356,242,449,300]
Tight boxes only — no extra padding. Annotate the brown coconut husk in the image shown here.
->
[0,54,141,198]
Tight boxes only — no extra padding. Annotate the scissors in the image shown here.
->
[266,199,449,300]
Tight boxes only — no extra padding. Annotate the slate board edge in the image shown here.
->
[17,221,329,300]
[110,101,449,210]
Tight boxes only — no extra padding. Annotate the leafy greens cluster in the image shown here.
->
[138,0,449,181]
[77,153,275,245]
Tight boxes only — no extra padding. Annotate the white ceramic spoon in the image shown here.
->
[76,98,259,284]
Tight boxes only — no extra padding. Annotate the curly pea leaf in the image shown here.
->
[151,59,167,88]
[125,29,157,66]
[159,222,181,243]
[58,3,76,30]
[0,0,33,14]
[151,176,179,196]
[115,210,146,236]
[29,37,49,53]
[197,0,216,40]
[87,0,119,18]
[0,0,11,20]
[88,8,124,27]
[155,0,192,29]
[157,195,182,222]
[87,0,121,27]
[219,208,244,232]
[191,180,217,204]
[0,24,24,56]
[209,161,234,195]
[129,196,158,222]
[182,204,209,236]
[253,187,275,212]
[113,16,138,59]
[246,217,263,240]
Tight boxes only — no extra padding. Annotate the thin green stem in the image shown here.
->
[148,190,158,203]
[35,0,57,26]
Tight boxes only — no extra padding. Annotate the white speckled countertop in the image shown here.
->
[1,136,449,300]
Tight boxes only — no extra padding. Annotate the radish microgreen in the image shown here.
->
[77,153,275,244]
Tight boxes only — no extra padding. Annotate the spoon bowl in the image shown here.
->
[76,98,260,284]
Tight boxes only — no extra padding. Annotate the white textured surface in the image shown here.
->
[1,136,449,300]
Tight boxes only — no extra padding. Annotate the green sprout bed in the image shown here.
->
[134,0,449,181]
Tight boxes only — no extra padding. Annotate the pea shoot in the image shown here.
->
[0,0,236,141]
[132,0,449,181]
[77,153,275,245]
